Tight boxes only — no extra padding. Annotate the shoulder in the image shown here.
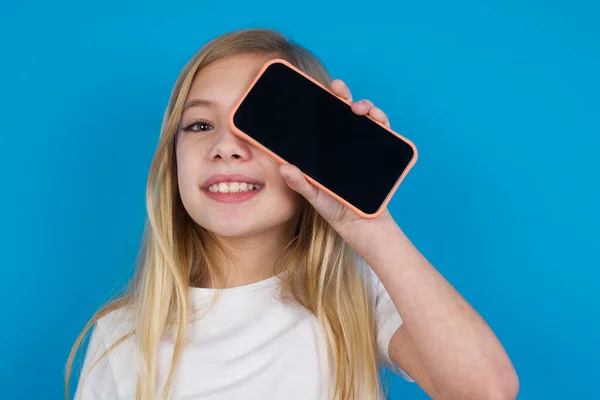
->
[83,303,138,376]
[74,305,137,398]
[92,304,136,348]
[354,253,413,378]
[352,252,397,319]
[353,253,384,299]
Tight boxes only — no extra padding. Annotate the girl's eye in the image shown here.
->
[183,119,214,133]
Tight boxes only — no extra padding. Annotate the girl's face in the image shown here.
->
[176,53,303,239]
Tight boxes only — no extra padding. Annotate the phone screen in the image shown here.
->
[232,61,416,216]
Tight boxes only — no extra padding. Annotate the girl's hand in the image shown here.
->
[279,78,397,238]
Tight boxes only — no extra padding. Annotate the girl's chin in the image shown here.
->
[199,215,298,240]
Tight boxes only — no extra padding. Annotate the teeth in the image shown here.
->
[218,182,229,193]
[208,182,261,193]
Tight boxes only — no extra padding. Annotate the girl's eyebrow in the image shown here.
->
[183,98,217,111]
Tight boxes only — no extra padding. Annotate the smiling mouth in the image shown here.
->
[206,181,263,193]
[201,181,264,204]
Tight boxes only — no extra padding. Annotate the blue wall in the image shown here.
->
[1,1,598,399]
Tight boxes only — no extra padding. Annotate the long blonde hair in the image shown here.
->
[65,28,382,400]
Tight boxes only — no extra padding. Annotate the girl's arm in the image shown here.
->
[279,78,519,400]
[347,218,519,400]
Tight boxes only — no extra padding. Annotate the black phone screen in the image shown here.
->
[232,61,416,216]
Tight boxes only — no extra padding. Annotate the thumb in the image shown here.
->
[279,164,319,203]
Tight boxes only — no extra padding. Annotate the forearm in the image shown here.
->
[344,219,518,399]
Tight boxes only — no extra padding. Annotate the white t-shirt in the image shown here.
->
[75,259,413,399]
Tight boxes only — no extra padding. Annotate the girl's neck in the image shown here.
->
[199,226,296,289]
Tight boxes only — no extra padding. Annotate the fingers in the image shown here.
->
[330,79,353,102]
[351,99,374,115]
[279,163,319,203]
[368,106,390,127]
[332,79,391,128]
[279,163,348,225]
[352,100,390,127]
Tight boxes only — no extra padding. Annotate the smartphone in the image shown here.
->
[229,58,418,219]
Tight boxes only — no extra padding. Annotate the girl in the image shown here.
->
[66,28,518,400]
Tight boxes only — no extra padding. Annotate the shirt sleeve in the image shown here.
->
[74,322,119,399]
[359,255,415,382]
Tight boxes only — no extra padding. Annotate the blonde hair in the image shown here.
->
[65,28,383,400]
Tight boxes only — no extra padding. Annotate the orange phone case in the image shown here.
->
[229,58,418,219]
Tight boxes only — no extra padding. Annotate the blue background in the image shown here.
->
[1,1,598,399]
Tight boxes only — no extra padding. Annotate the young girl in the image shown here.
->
[66,28,518,400]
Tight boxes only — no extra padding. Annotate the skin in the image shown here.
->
[176,53,519,400]
[176,53,304,286]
